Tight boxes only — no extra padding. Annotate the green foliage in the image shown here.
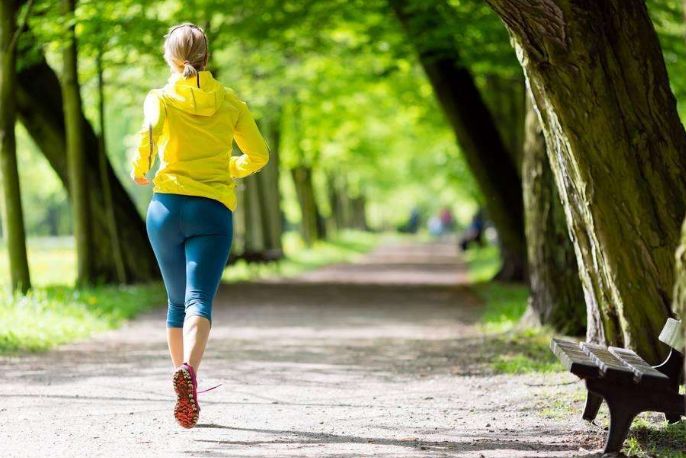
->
[489,329,561,374]
[0,282,165,353]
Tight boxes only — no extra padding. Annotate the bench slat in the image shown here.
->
[581,343,635,381]
[608,346,670,386]
[551,338,600,378]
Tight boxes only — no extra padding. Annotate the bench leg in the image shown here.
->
[604,401,639,454]
[582,391,603,422]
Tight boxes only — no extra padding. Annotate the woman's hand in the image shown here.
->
[133,176,150,185]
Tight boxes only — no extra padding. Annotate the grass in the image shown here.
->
[0,229,383,354]
[463,244,560,374]
[0,283,165,353]
[625,418,686,458]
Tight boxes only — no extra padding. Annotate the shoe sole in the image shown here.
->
[173,367,199,428]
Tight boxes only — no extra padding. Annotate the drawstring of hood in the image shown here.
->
[161,70,224,117]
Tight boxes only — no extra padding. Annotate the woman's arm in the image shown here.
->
[130,90,166,184]
[230,100,270,178]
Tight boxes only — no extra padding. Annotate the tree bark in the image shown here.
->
[673,216,686,396]
[482,74,526,172]
[486,0,686,362]
[390,0,527,282]
[0,0,31,293]
[62,0,95,287]
[350,194,368,231]
[243,173,266,253]
[291,165,322,246]
[522,90,585,335]
[256,115,283,255]
[96,48,126,284]
[16,39,159,283]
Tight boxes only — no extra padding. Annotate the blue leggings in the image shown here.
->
[146,192,233,328]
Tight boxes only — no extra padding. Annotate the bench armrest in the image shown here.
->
[659,318,684,352]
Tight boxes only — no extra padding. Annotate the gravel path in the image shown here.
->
[0,236,604,457]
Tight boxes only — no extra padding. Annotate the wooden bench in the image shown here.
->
[550,318,685,453]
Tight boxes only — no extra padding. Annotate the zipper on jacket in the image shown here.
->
[196,73,200,88]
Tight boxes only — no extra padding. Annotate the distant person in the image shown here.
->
[459,208,485,251]
[439,207,455,233]
[399,207,421,234]
[428,215,443,236]
[130,23,269,429]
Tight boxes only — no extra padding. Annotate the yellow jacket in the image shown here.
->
[130,70,270,211]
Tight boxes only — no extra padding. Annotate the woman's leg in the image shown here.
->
[146,193,187,369]
[182,197,233,373]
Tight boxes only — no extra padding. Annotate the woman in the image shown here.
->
[130,22,270,429]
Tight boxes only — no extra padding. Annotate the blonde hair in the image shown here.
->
[163,23,208,78]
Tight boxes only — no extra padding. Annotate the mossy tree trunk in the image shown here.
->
[487,0,686,362]
[62,0,95,287]
[673,217,686,392]
[16,32,159,283]
[0,0,30,294]
[257,114,283,255]
[291,165,322,247]
[522,91,585,335]
[482,74,526,172]
[95,48,126,284]
[390,0,527,282]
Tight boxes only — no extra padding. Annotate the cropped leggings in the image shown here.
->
[146,192,233,328]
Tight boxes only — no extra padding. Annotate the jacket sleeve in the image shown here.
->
[230,100,270,178]
[130,90,166,180]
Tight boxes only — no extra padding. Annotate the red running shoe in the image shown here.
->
[173,362,199,428]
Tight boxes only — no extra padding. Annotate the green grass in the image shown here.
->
[0,230,382,354]
[624,418,686,457]
[488,328,561,374]
[463,243,560,374]
[0,282,165,353]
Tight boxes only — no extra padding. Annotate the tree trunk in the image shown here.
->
[390,0,527,282]
[96,48,126,284]
[243,173,266,253]
[673,216,686,396]
[291,165,322,246]
[482,74,526,172]
[256,115,283,255]
[486,0,686,362]
[522,90,585,335]
[0,0,31,293]
[62,0,95,287]
[15,35,160,284]
[351,194,368,231]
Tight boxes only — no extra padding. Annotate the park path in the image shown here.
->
[0,236,604,457]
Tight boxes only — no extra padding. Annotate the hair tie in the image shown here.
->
[183,60,190,65]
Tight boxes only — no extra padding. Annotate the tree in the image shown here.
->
[16,42,160,284]
[522,91,584,335]
[486,0,686,362]
[389,0,527,281]
[0,0,31,294]
[61,0,95,286]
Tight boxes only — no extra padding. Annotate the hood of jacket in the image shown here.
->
[162,70,225,117]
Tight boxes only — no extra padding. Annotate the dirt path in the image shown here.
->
[0,237,603,457]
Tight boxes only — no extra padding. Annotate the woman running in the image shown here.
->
[130,22,270,429]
